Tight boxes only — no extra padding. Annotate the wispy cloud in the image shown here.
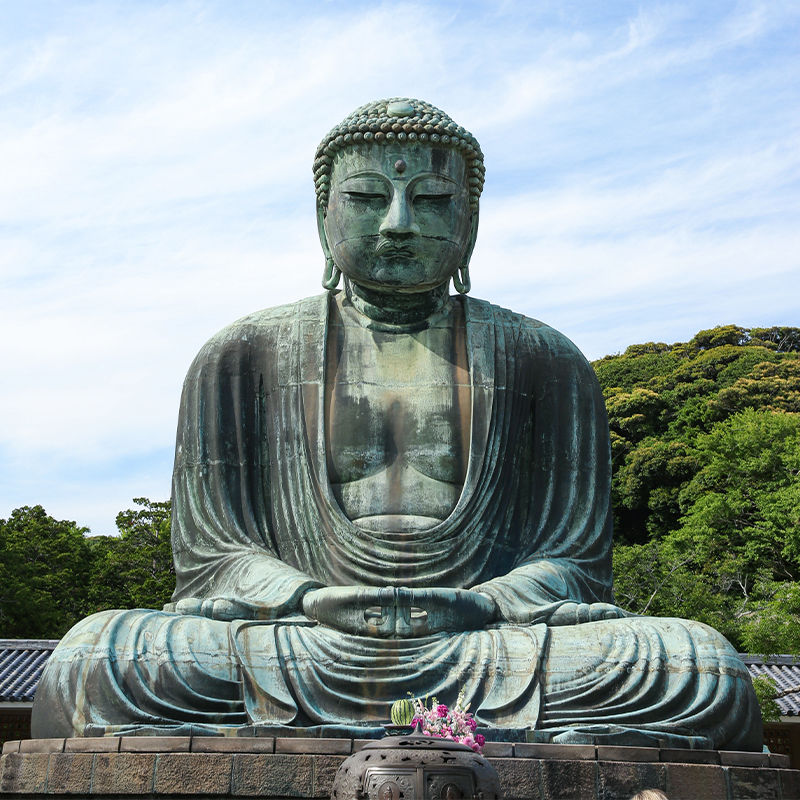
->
[1,1,798,533]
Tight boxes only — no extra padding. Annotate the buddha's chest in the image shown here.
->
[324,307,470,488]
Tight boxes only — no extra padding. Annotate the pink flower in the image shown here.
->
[467,717,478,732]
[475,734,485,747]
[436,704,449,717]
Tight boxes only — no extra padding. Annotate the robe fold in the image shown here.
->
[30,293,762,750]
[170,293,614,613]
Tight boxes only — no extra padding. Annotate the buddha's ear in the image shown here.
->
[317,204,332,262]
[317,204,341,290]
[464,207,480,268]
[454,208,479,294]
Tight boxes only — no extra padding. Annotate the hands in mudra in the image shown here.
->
[172,590,630,632]
[301,586,498,637]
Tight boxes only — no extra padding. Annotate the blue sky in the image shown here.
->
[1,0,799,535]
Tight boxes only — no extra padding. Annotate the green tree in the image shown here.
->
[750,675,781,723]
[601,325,800,653]
[613,409,800,651]
[0,506,93,638]
[88,498,174,612]
[676,409,800,578]
[595,325,800,545]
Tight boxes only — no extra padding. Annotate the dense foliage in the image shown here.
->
[596,325,800,653]
[0,498,173,639]
[1,324,797,660]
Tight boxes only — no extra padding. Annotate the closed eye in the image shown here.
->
[344,191,388,201]
[414,194,453,211]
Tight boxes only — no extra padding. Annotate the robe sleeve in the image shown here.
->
[169,320,323,619]
[473,322,614,623]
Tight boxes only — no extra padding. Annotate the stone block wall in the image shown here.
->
[1,737,798,800]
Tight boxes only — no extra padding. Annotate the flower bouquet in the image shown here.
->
[396,691,485,753]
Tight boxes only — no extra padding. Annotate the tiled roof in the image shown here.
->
[1,640,799,717]
[741,654,800,717]
[0,639,59,703]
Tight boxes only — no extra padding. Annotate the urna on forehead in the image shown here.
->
[313,98,486,208]
[329,142,468,183]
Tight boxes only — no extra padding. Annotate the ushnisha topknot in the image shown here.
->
[313,98,485,210]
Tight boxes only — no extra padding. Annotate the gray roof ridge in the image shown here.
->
[0,639,59,649]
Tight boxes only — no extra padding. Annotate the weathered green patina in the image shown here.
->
[31,99,762,750]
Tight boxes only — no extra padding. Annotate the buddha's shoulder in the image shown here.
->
[466,296,589,364]
[191,294,328,360]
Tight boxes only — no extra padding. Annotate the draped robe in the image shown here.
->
[31,293,762,749]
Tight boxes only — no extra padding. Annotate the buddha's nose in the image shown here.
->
[379,192,420,239]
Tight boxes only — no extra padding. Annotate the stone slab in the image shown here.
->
[596,745,659,763]
[726,764,782,798]
[779,767,800,799]
[351,739,374,752]
[2,741,799,799]
[91,752,156,794]
[46,752,94,794]
[719,749,770,768]
[153,753,233,794]
[540,759,597,800]
[230,753,313,797]
[769,752,790,768]
[311,754,347,798]
[2,737,778,766]
[19,738,64,754]
[275,737,351,755]
[597,761,666,800]
[120,736,191,753]
[515,742,596,760]
[491,757,542,800]
[659,746,720,764]
[665,762,728,798]
[190,736,274,753]
[65,737,121,753]
[482,741,514,758]
[1,752,50,794]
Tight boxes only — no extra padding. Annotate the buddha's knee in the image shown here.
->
[31,610,127,737]
[62,608,129,651]
[654,616,743,666]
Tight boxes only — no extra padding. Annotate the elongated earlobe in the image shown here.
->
[317,205,340,290]
[453,265,471,294]
[453,209,478,294]
[322,257,341,290]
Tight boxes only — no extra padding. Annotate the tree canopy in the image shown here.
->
[0,498,173,639]
[597,325,800,653]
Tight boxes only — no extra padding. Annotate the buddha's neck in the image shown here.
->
[344,279,450,332]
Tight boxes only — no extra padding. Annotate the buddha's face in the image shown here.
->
[322,143,473,292]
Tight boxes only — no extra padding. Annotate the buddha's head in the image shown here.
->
[314,99,485,295]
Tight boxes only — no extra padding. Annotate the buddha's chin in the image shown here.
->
[372,259,425,285]
[355,262,451,294]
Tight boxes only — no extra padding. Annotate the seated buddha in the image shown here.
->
[32,99,761,750]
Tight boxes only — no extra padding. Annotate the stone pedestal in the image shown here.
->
[1,737,797,800]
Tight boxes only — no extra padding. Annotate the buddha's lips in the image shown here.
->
[375,240,414,257]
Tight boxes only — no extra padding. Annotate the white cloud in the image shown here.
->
[1,0,799,533]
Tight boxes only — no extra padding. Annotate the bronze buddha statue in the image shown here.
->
[32,99,762,750]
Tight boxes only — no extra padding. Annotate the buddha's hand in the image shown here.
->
[172,597,268,621]
[546,602,633,626]
[301,586,497,638]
